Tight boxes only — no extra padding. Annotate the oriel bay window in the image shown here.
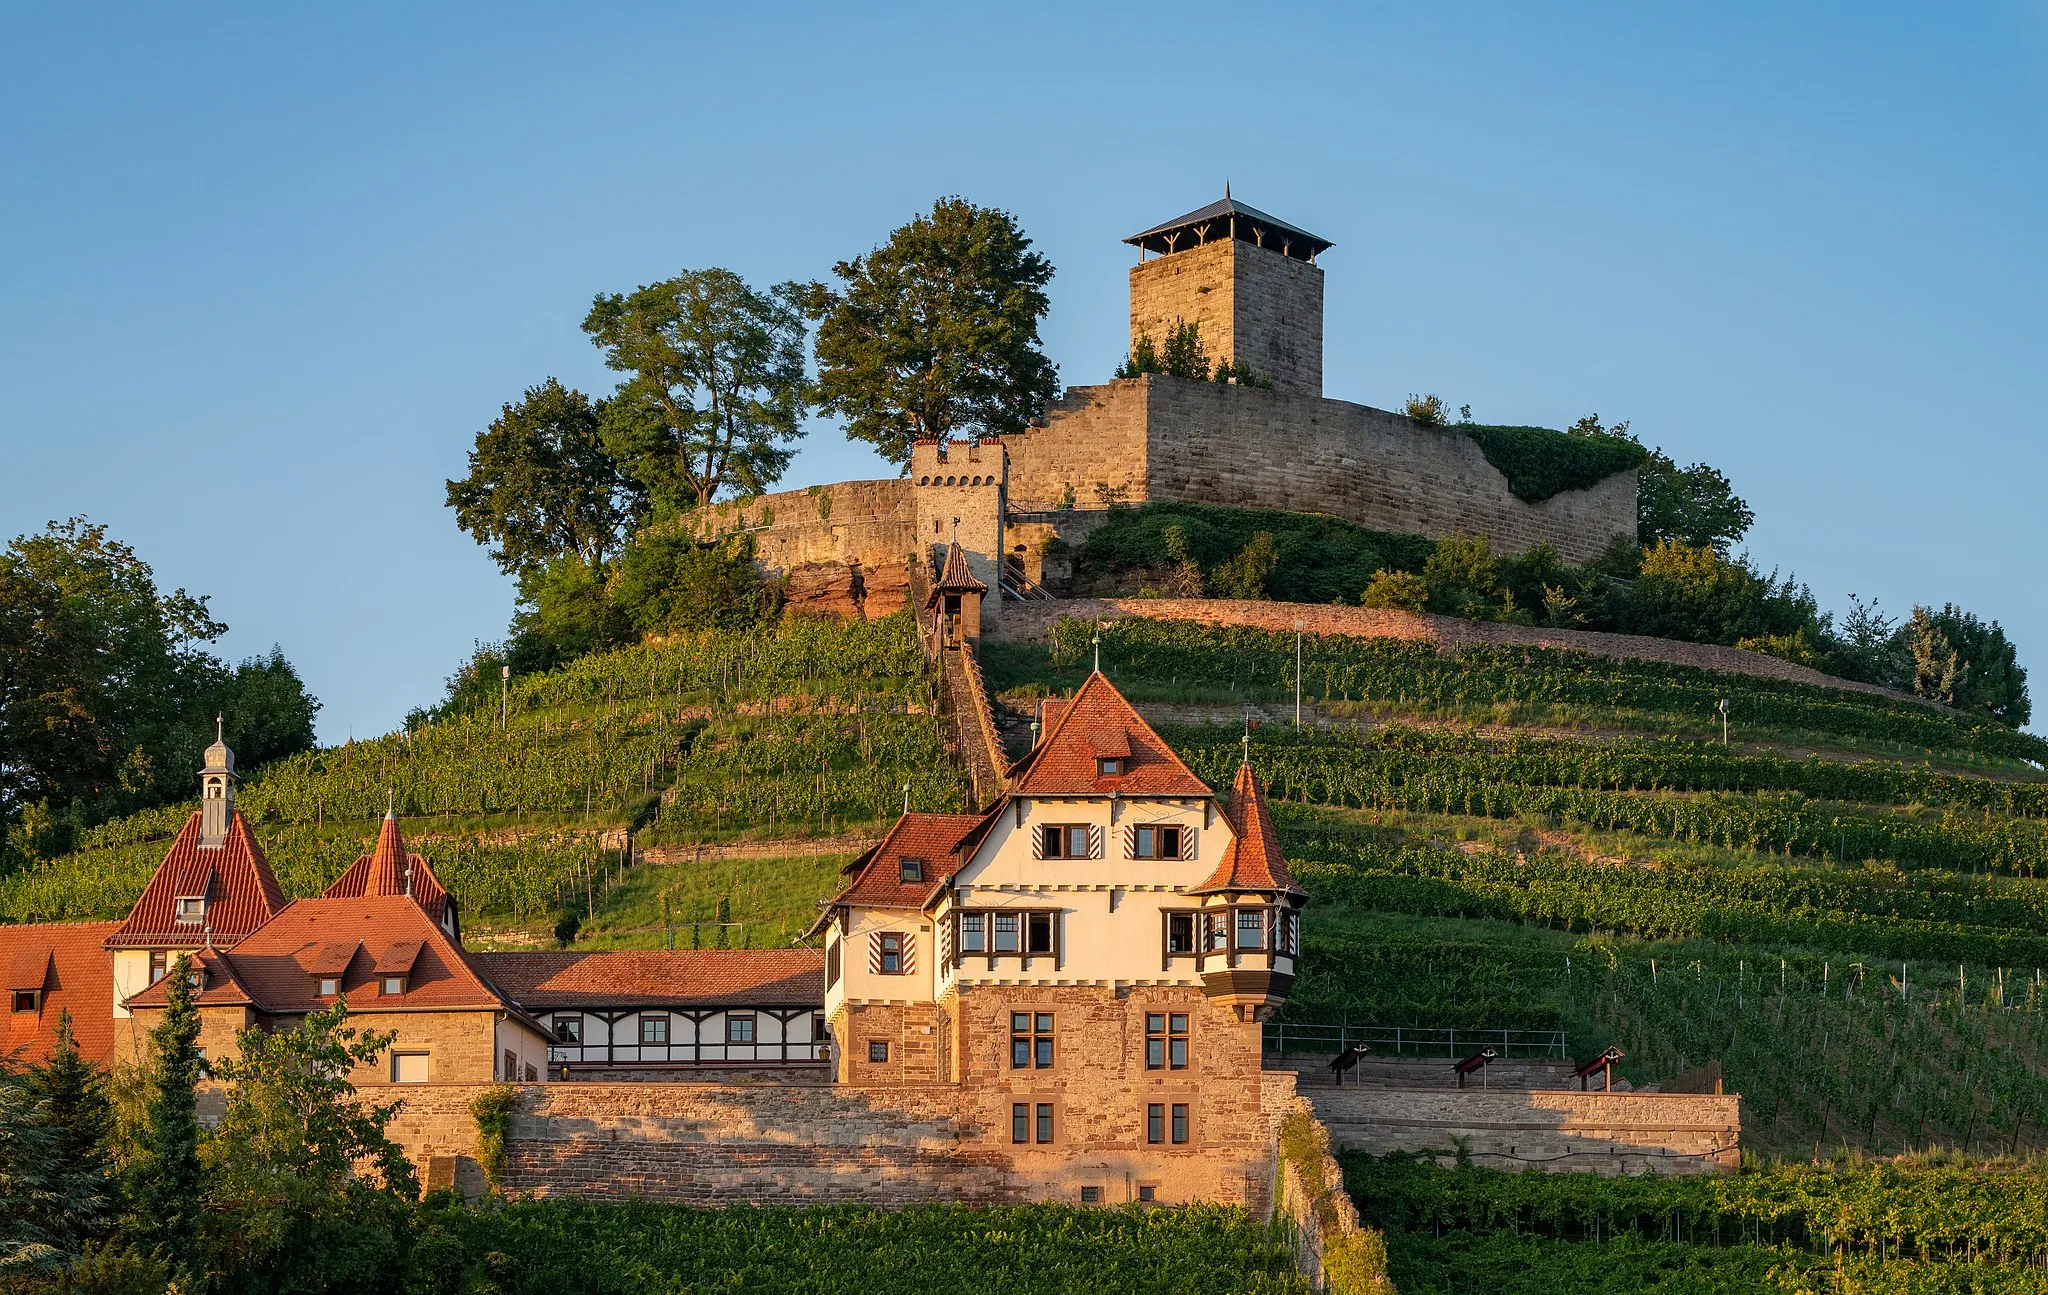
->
[1163,912,1197,957]
[1237,909,1266,951]
[1010,1012,1055,1068]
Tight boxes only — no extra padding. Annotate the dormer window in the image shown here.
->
[1097,757,1124,777]
[317,977,339,997]
[174,896,206,924]
[899,858,925,884]
[381,975,407,996]
[12,990,39,1013]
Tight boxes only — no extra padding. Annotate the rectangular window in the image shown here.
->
[392,1052,430,1083]
[553,1016,581,1044]
[149,952,168,984]
[640,1015,669,1045]
[868,1039,889,1063]
[899,858,924,884]
[503,1050,517,1080]
[1026,912,1054,956]
[1080,1186,1102,1204]
[1011,1103,1030,1144]
[878,933,903,974]
[1040,825,1090,859]
[1206,912,1230,952]
[727,1014,756,1044]
[174,897,205,923]
[1146,1102,1164,1144]
[1096,757,1123,777]
[1010,1012,1055,1068]
[1138,1185,1157,1203]
[826,938,841,987]
[811,1013,825,1045]
[525,1063,538,1082]
[11,990,38,1013]
[1166,912,1196,955]
[1036,1103,1054,1144]
[317,977,339,998]
[1172,1103,1190,1145]
[993,913,1020,953]
[1146,1013,1189,1070]
[381,975,406,996]
[960,912,986,954]
[1237,909,1266,950]
[1134,825,1183,860]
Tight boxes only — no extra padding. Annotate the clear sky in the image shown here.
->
[3,3,2042,743]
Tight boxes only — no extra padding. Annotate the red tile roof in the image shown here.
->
[475,949,824,1009]
[926,542,988,601]
[1007,672,1213,799]
[105,811,286,949]
[825,811,987,914]
[0,922,122,1065]
[322,815,455,936]
[123,897,512,1017]
[1194,761,1303,896]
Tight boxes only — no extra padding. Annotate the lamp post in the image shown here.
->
[1294,619,1305,729]
[1717,697,1729,748]
[501,664,511,731]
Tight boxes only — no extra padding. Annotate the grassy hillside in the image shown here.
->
[0,615,964,946]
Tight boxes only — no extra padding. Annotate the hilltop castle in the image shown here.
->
[722,192,1641,630]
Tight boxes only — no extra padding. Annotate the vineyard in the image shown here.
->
[1347,1153,2048,1292]
[413,1198,1312,1294]
[0,615,962,939]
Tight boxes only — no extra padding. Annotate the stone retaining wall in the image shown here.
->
[1306,1088,1742,1176]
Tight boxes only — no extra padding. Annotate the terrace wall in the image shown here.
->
[1304,1088,1742,1176]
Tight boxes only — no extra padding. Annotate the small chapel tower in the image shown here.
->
[198,717,235,849]
[1125,190,1331,397]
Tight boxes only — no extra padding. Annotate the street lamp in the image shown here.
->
[1294,619,1305,729]
[501,664,511,731]
[1717,697,1729,748]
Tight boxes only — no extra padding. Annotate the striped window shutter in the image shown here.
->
[1178,827,1196,860]
[901,934,916,975]
[868,933,884,974]
[1088,825,1104,859]
[1123,825,1137,858]
[1030,826,1045,860]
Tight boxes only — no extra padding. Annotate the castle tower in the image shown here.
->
[198,717,235,849]
[1125,191,1330,396]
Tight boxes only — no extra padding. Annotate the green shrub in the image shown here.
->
[1458,423,1648,502]
[1077,503,1434,605]
[1361,570,1427,612]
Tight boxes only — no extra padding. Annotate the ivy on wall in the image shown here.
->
[1457,424,1649,503]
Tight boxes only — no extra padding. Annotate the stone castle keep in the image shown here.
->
[728,192,1640,629]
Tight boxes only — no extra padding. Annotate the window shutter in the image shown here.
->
[1178,826,1195,860]
[1124,825,1137,858]
[1031,826,1045,860]
[1089,825,1104,859]
[900,932,916,975]
[868,933,884,974]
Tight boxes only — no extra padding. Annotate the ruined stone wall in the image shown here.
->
[1306,1088,1742,1176]
[1142,376,1636,562]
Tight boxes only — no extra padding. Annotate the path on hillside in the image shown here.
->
[994,597,1916,702]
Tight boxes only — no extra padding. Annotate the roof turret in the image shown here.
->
[1125,191,1332,263]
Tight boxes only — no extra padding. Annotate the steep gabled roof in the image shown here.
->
[1007,672,1212,800]
[1193,761,1303,896]
[0,921,122,1065]
[825,812,987,913]
[123,897,515,1018]
[926,542,987,603]
[106,811,287,949]
[322,813,456,936]
[477,949,824,1010]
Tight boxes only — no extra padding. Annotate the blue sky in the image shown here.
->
[3,3,2042,742]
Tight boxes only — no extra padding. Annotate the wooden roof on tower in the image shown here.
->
[1193,760,1303,896]
[1125,191,1332,262]
[926,542,987,604]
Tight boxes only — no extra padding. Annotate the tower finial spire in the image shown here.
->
[1225,179,1231,200]
[386,788,395,820]
[215,713,223,743]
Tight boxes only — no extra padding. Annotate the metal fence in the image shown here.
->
[1262,1023,1568,1059]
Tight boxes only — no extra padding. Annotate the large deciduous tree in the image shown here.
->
[583,269,812,513]
[1567,415,1754,554]
[812,197,1059,466]
[445,378,646,578]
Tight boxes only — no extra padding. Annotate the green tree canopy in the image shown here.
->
[1916,603,2030,728]
[0,521,319,854]
[445,378,646,577]
[1568,414,1754,552]
[131,955,203,1271]
[812,197,1058,466]
[584,268,811,512]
